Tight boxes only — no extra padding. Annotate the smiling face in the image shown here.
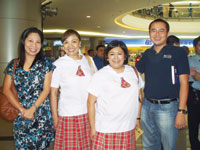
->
[24,33,42,57]
[63,34,81,59]
[96,46,105,59]
[107,47,125,73]
[149,21,169,50]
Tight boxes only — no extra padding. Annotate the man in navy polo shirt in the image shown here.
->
[136,19,189,150]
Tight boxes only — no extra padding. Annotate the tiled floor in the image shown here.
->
[0,117,198,150]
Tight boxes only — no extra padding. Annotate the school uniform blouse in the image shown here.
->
[88,65,144,133]
[51,54,97,116]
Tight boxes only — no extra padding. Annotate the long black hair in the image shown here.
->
[18,27,44,68]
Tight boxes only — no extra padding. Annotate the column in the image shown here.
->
[0,0,41,85]
[90,37,105,52]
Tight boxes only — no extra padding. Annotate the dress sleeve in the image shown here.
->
[51,61,60,88]
[4,59,15,76]
[44,57,56,75]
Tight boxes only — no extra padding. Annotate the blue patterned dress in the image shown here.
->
[5,57,55,150]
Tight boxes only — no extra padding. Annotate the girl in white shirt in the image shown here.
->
[51,29,96,150]
[87,40,144,150]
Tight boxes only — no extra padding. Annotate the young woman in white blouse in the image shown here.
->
[50,29,96,150]
[87,40,144,150]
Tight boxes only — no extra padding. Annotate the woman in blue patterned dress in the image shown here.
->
[3,27,54,149]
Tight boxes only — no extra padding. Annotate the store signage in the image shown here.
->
[105,38,194,46]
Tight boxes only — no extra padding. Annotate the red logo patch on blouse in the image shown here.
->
[76,65,85,76]
[121,77,131,88]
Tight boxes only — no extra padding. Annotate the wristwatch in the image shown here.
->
[178,109,188,114]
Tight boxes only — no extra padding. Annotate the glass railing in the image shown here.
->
[132,6,200,19]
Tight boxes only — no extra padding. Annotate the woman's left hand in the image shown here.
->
[22,107,35,120]
[136,119,141,129]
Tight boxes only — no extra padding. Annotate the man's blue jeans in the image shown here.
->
[141,98,178,150]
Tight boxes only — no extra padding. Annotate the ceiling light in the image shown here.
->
[97,26,101,28]
[43,29,197,39]
[86,16,91,18]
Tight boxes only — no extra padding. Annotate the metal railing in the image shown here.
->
[132,6,200,19]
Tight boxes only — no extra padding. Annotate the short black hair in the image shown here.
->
[105,40,129,65]
[61,29,81,43]
[193,36,200,47]
[19,27,43,68]
[88,49,94,53]
[96,44,105,51]
[167,35,180,45]
[149,18,170,32]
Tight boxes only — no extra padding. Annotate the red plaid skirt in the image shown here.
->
[54,113,91,150]
[92,129,136,150]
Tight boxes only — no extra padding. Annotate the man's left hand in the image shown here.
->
[175,112,186,129]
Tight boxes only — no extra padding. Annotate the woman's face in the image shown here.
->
[107,47,126,73]
[24,33,41,57]
[63,34,81,59]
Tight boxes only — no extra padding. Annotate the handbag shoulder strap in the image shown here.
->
[11,59,18,80]
[85,55,95,74]
[132,66,139,84]
[132,66,143,102]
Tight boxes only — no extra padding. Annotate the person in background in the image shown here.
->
[175,11,179,18]
[158,4,163,17]
[169,3,174,17]
[189,3,193,17]
[187,36,200,150]
[136,19,189,150]
[88,49,95,57]
[167,35,180,47]
[51,29,97,150]
[3,27,54,149]
[182,46,190,56]
[88,40,144,150]
[93,44,105,70]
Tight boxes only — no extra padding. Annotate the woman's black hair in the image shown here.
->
[61,29,81,43]
[105,40,129,65]
[18,27,43,68]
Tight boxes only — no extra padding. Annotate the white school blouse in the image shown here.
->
[51,54,97,116]
[88,65,144,133]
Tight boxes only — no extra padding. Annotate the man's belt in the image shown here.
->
[146,98,177,104]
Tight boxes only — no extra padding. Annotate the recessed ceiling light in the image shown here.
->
[86,16,91,18]
[97,26,101,28]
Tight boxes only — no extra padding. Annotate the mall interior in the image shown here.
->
[0,0,200,149]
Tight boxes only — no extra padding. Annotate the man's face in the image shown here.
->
[96,47,105,59]
[195,41,200,55]
[149,22,169,47]
[173,42,180,47]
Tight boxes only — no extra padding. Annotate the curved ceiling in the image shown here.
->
[116,14,200,33]
[43,0,200,38]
